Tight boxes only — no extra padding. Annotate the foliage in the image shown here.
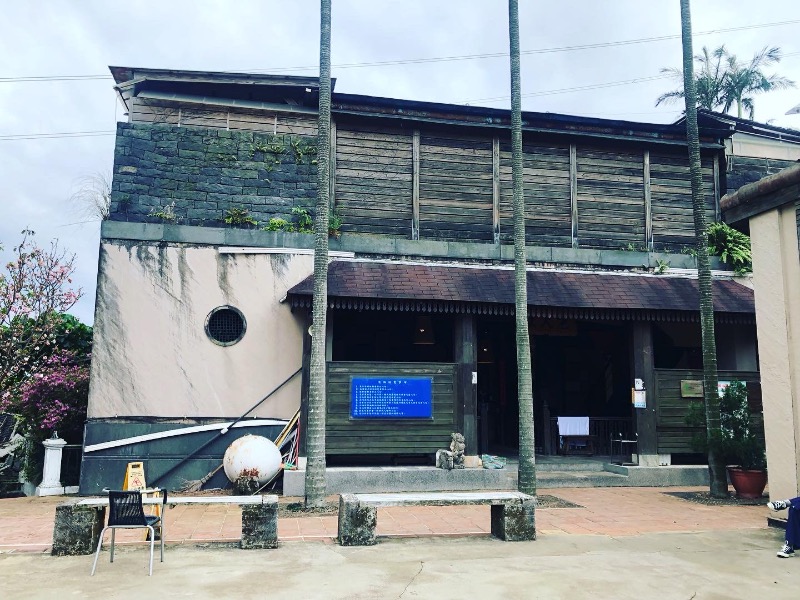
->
[656,45,795,119]
[2,351,89,441]
[686,381,766,471]
[263,218,293,232]
[224,207,258,227]
[706,222,752,275]
[149,201,179,223]
[654,259,670,274]
[251,135,318,166]
[1,350,90,481]
[291,207,314,233]
[328,210,343,238]
[69,173,111,221]
[0,231,82,398]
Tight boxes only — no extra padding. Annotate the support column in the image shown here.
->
[454,315,478,455]
[631,322,658,466]
[751,206,800,500]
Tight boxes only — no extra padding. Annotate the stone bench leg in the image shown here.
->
[241,497,278,549]
[338,494,377,546]
[490,498,536,541]
[52,500,107,556]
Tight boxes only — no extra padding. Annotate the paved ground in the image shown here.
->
[0,486,795,598]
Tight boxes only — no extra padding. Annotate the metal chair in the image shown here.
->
[91,490,166,576]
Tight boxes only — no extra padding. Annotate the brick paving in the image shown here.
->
[0,486,769,553]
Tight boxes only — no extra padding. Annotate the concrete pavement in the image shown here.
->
[0,486,796,598]
[0,529,797,599]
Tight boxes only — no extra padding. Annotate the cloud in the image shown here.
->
[1,0,798,324]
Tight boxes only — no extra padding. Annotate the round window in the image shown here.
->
[205,306,247,346]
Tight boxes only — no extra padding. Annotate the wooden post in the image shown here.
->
[329,119,337,210]
[412,129,420,240]
[570,144,578,248]
[454,314,478,455]
[644,150,653,251]
[492,136,501,244]
[713,153,721,223]
[299,311,312,457]
[631,322,658,466]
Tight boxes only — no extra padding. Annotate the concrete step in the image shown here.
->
[536,470,631,488]
[534,460,607,473]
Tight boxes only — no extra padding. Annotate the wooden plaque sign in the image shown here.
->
[680,380,704,398]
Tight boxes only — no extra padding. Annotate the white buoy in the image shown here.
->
[223,434,282,485]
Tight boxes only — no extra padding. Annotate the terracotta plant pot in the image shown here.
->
[727,467,768,499]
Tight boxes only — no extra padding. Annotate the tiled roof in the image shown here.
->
[287,260,754,314]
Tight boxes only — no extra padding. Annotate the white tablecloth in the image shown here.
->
[557,416,589,436]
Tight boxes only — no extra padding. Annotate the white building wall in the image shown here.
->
[88,242,313,420]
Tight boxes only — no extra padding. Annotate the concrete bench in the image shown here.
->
[52,494,278,556]
[337,491,536,546]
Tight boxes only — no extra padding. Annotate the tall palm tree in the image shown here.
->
[679,0,727,498]
[508,0,536,496]
[656,44,795,119]
[721,47,795,119]
[305,0,332,509]
[656,45,728,111]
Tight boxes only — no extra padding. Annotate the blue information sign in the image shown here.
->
[350,376,433,419]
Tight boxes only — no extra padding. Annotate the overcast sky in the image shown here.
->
[1,0,798,324]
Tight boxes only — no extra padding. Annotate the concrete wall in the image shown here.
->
[750,203,800,500]
[88,241,313,420]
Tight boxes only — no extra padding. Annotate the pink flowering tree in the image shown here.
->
[0,229,82,398]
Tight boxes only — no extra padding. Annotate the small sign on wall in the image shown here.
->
[632,389,647,408]
[350,376,433,419]
[680,380,704,398]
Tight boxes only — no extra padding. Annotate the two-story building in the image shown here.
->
[79,67,765,493]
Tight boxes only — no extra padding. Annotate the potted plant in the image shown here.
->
[687,380,767,498]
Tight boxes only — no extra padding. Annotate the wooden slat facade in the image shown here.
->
[654,369,761,454]
[129,97,318,135]
[335,126,413,237]
[418,134,494,242]
[498,141,572,246]
[576,148,646,249]
[126,98,722,250]
[326,361,457,455]
[650,152,716,251]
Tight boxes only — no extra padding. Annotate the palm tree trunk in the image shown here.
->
[679,0,728,498]
[508,0,536,496]
[305,0,332,508]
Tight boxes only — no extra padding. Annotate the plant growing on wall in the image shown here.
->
[291,207,314,233]
[149,201,179,223]
[328,210,343,238]
[224,207,258,227]
[263,218,293,232]
[707,222,752,275]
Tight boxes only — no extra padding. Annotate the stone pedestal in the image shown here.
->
[338,494,377,546]
[240,497,278,549]
[36,436,67,497]
[490,499,537,541]
[51,499,106,556]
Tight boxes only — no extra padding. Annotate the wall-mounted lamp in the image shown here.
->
[413,315,435,345]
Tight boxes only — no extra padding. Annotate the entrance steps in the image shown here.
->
[282,458,711,496]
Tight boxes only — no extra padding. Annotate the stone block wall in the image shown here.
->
[726,155,798,195]
[110,122,318,228]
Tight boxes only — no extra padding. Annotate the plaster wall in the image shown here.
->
[88,242,312,420]
[750,204,800,499]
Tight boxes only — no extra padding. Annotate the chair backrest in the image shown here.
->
[108,491,148,526]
